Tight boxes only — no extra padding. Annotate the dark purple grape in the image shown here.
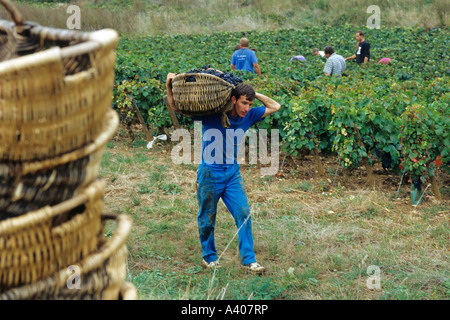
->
[184,66,243,86]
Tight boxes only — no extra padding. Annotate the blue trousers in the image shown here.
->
[197,163,256,265]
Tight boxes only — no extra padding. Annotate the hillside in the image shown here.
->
[1,0,449,36]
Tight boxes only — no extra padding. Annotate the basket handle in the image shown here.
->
[0,0,24,31]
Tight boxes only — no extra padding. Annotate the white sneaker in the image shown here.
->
[242,262,265,274]
[202,259,220,269]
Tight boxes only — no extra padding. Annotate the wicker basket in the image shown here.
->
[0,110,119,221]
[0,214,132,300]
[0,0,118,161]
[0,179,108,292]
[171,72,235,128]
[119,282,138,300]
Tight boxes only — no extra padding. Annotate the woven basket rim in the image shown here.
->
[63,214,132,275]
[14,109,118,175]
[0,179,105,234]
[173,72,236,89]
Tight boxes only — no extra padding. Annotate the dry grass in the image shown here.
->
[98,129,449,300]
[1,0,448,37]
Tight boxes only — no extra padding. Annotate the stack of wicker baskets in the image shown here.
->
[0,0,136,300]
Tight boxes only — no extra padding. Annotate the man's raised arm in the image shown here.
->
[256,93,280,118]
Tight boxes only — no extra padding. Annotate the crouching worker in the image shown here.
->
[165,73,280,273]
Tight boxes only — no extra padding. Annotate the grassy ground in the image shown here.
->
[99,127,449,300]
[3,0,449,36]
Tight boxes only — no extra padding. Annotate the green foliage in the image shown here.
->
[159,183,182,195]
[114,26,449,177]
[114,77,173,130]
[230,277,287,300]
[427,99,450,174]
[283,84,333,157]
[399,102,449,180]
[326,77,403,170]
[399,104,431,179]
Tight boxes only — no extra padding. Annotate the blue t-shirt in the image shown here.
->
[194,106,266,166]
[231,49,258,73]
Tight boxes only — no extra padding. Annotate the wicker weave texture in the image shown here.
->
[0,17,118,161]
[0,214,132,300]
[0,110,119,220]
[172,73,234,115]
[0,180,107,292]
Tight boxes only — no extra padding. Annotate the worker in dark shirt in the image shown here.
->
[345,30,370,65]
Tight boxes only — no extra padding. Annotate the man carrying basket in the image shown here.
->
[166,72,280,273]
